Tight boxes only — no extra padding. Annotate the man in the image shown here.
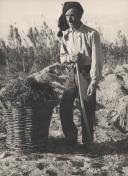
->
[58,1,103,145]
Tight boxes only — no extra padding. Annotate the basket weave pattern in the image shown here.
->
[3,102,54,152]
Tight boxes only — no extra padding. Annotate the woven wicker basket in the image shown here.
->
[3,101,55,152]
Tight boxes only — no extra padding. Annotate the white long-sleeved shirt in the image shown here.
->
[60,23,104,85]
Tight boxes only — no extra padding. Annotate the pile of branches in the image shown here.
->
[114,64,128,92]
[0,75,58,107]
[29,62,68,99]
[98,64,128,133]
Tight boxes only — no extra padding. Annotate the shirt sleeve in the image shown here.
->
[90,31,104,86]
[60,39,70,64]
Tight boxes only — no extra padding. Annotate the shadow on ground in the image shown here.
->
[0,136,128,157]
[47,136,128,156]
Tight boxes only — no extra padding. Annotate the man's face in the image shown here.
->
[65,8,82,29]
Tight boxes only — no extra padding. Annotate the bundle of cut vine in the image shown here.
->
[0,75,58,107]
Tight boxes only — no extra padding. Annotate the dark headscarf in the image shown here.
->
[57,1,84,37]
[62,1,83,15]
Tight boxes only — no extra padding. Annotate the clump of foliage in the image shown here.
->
[0,76,58,106]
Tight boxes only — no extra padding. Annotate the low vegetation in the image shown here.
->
[0,23,128,76]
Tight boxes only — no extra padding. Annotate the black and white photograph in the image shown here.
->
[0,0,128,175]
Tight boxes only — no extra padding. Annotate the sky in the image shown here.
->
[0,0,128,42]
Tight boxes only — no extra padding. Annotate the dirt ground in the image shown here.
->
[0,103,128,176]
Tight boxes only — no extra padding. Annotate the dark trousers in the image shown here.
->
[59,66,96,144]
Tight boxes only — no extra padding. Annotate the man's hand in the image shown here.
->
[70,54,78,62]
[87,83,96,96]
[70,53,82,63]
